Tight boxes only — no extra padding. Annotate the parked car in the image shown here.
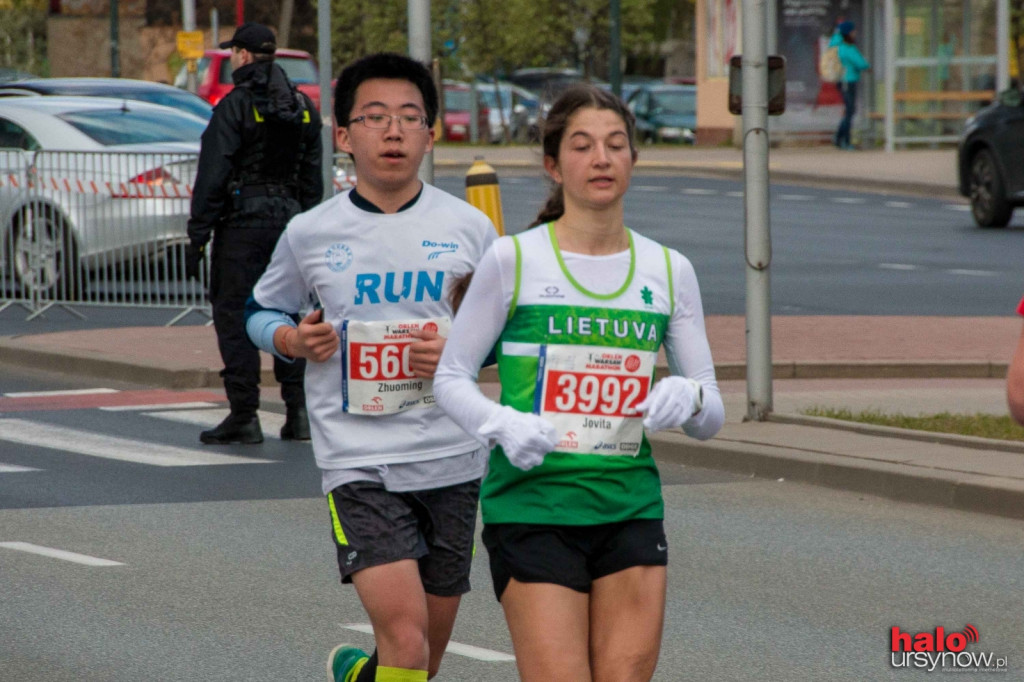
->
[476,80,542,143]
[442,80,490,142]
[507,67,608,106]
[957,87,1024,227]
[0,77,212,121]
[174,48,320,109]
[626,83,696,144]
[0,96,205,298]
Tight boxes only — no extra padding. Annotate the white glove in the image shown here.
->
[477,405,558,471]
[635,376,704,433]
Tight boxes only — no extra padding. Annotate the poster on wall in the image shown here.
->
[779,0,864,107]
[705,0,740,79]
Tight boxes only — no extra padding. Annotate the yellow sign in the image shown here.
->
[176,31,205,60]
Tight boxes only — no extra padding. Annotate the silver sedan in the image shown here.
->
[0,96,205,299]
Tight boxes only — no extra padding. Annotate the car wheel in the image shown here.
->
[968,149,1012,228]
[10,202,81,299]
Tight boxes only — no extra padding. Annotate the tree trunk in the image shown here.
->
[278,0,294,48]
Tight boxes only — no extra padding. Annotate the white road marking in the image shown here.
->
[144,408,287,440]
[945,204,971,211]
[946,269,997,277]
[831,197,866,204]
[635,185,667,192]
[100,402,218,412]
[681,188,717,195]
[3,388,118,398]
[341,623,515,662]
[885,201,913,208]
[725,191,744,197]
[878,263,918,270]
[0,542,123,566]
[779,194,813,201]
[0,463,40,473]
[0,418,273,466]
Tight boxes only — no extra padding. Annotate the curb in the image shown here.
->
[648,426,1024,521]
[0,342,1008,389]
[768,413,1024,455]
[433,158,964,201]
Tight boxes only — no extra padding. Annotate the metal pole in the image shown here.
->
[211,8,219,47]
[609,0,622,97]
[110,0,120,77]
[408,0,433,184]
[318,0,333,201]
[885,0,895,152]
[182,0,196,93]
[742,0,772,421]
[997,0,1010,92]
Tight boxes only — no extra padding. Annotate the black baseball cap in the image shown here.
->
[219,22,276,54]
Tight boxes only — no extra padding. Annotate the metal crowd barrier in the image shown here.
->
[0,149,355,325]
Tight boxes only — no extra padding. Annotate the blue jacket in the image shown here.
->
[838,42,870,83]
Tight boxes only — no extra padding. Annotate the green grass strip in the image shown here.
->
[801,407,1024,443]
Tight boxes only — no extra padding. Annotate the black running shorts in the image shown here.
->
[481,518,668,601]
[326,478,481,596]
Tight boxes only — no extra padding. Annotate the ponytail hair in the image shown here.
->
[529,84,637,229]
[528,185,565,228]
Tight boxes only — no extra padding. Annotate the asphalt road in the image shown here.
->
[433,173,1022,316]
[0,172,1018,338]
[2,366,1023,681]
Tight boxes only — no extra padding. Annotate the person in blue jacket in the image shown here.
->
[834,20,871,149]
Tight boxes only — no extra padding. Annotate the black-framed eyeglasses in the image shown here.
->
[349,114,429,130]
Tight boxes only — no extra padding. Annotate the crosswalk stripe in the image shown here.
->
[3,388,119,398]
[0,418,273,466]
[340,623,515,662]
[101,402,218,412]
[144,408,288,440]
[0,463,40,473]
[0,542,123,566]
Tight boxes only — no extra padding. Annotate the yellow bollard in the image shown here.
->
[465,157,505,236]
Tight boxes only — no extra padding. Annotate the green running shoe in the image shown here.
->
[326,643,369,682]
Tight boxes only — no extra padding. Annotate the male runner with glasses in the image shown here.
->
[244,53,496,682]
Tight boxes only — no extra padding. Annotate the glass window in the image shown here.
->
[277,57,318,84]
[58,107,206,146]
[0,117,40,150]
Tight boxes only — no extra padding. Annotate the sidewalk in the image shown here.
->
[2,145,1020,521]
[432,144,963,200]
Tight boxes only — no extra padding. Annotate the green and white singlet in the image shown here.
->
[434,223,725,526]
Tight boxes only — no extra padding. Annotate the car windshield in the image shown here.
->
[479,88,511,108]
[445,89,472,111]
[277,57,317,84]
[58,107,206,145]
[125,91,211,120]
[652,90,696,115]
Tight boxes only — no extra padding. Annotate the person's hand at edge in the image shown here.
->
[185,243,205,281]
[408,327,445,379]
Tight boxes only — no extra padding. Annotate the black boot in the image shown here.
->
[280,407,311,441]
[200,414,263,445]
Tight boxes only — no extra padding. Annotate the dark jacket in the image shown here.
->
[187,60,323,247]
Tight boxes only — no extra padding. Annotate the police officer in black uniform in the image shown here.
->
[186,22,323,444]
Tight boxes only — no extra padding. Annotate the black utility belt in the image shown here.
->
[236,184,297,199]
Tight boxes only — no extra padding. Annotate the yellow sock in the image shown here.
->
[375,666,427,682]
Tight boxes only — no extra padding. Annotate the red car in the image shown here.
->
[442,81,490,142]
[175,48,320,109]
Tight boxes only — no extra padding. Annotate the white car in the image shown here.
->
[0,96,204,299]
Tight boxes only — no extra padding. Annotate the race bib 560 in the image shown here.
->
[342,317,450,415]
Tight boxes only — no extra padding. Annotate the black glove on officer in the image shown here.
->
[185,243,205,280]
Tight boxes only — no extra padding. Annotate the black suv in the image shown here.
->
[957,87,1024,227]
